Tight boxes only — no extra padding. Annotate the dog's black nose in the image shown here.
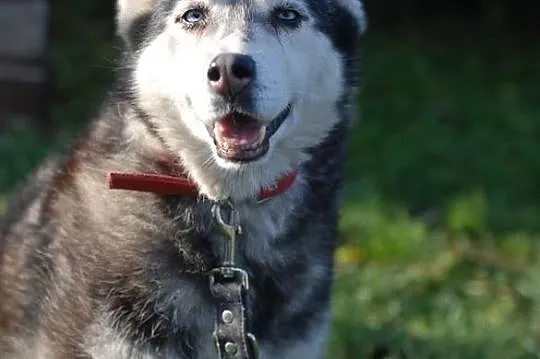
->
[207,53,255,100]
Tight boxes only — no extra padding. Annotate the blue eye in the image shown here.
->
[273,7,304,28]
[182,8,206,24]
[277,9,300,22]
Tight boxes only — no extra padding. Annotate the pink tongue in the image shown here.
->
[214,115,263,146]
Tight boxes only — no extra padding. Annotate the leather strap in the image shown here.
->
[107,172,199,196]
[107,169,296,202]
[209,273,254,359]
[106,159,273,359]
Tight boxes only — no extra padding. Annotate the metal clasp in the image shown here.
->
[209,267,250,291]
[210,201,259,359]
[212,201,243,276]
[247,333,260,359]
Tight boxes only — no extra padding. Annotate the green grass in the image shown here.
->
[328,31,540,358]
[2,21,540,358]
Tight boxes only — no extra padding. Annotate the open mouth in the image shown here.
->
[212,104,292,162]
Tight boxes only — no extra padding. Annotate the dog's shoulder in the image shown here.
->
[1,155,64,233]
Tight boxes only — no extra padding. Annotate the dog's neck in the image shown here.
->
[107,159,298,203]
[114,102,348,205]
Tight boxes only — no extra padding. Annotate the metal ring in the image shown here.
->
[247,333,260,359]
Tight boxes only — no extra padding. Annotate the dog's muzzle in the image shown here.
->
[211,104,292,162]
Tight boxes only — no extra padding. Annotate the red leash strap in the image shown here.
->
[107,172,200,197]
[257,171,297,200]
[107,170,297,201]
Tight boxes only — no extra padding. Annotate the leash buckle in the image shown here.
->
[209,267,250,291]
[212,201,242,268]
[210,200,258,359]
[247,333,259,359]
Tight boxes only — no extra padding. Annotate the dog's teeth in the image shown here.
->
[255,127,266,146]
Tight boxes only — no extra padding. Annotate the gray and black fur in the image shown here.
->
[0,0,365,357]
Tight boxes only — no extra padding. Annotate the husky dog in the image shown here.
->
[0,0,366,357]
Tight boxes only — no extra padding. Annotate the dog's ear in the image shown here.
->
[116,0,155,44]
[336,0,367,35]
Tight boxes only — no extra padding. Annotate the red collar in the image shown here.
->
[107,165,297,202]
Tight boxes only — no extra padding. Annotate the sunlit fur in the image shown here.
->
[130,0,363,201]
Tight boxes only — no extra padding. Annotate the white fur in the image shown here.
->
[85,314,158,359]
[116,0,154,39]
[238,173,307,265]
[84,309,329,359]
[336,0,368,33]
[134,0,352,202]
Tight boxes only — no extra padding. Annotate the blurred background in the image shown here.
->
[1,1,539,358]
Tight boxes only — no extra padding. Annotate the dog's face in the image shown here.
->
[118,0,366,200]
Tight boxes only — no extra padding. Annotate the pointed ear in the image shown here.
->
[116,0,155,42]
[336,0,367,34]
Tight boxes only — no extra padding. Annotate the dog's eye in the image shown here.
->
[181,8,206,24]
[273,8,303,28]
[277,9,300,22]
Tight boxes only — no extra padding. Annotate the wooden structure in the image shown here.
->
[0,0,49,130]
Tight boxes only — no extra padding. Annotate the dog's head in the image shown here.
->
[117,0,366,201]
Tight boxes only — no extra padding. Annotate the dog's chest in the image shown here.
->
[86,246,325,359]
[86,264,327,359]
[86,186,329,358]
